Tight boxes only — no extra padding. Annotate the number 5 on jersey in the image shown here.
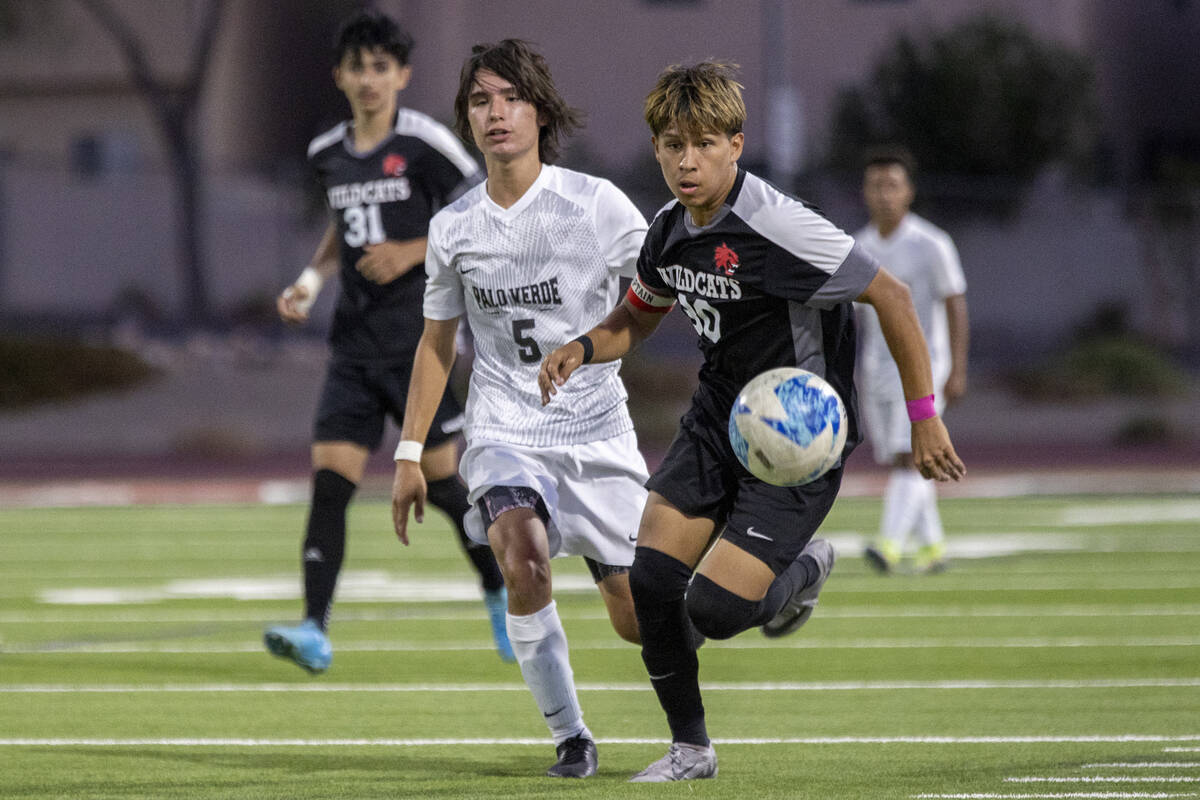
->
[512,318,542,363]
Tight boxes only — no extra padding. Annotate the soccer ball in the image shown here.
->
[728,367,847,486]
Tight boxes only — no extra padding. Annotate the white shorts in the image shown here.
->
[861,387,948,465]
[459,430,648,566]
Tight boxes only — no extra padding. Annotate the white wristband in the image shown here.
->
[393,439,423,463]
[290,266,324,313]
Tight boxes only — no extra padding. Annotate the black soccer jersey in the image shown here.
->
[635,168,880,448]
[308,105,480,362]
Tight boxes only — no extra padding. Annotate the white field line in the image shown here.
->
[23,576,1200,605]
[2,735,1199,747]
[914,794,1198,799]
[7,636,1200,654]
[1167,750,1200,753]
[6,604,1200,624]
[1007,778,1200,784]
[1083,765,1200,769]
[5,678,1200,694]
[1060,501,1200,526]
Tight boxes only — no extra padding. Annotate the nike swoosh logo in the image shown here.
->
[543,706,566,718]
[459,266,478,275]
[628,533,638,542]
[647,672,675,681]
[745,527,773,541]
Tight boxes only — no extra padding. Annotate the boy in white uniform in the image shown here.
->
[390,39,647,779]
[855,146,969,574]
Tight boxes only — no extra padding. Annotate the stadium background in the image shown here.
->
[1,0,1197,493]
[2,3,1200,798]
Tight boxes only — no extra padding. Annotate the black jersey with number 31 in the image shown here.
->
[308,106,479,363]
[636,169,880,448]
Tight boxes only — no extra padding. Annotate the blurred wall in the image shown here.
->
[0,0,1197,356]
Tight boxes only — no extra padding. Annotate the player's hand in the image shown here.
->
[911,417,966,482]
[391,460,427,546]
[277,285,313,324]
[356,239,425,285]
[537,340,587,405]
[944,369,968,407]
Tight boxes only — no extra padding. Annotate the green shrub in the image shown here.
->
[0,336,159,410]
[1007,334,1190,400]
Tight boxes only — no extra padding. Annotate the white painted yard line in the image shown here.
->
[1167,750,1200,754]
[1061,501,1200,526]
[1083,765,1200,770]
[1007,778,1200,784]
[7,604,1200,624]
[2,735,1199,746]
[914,794,1197,799]
[8,636,1200,654]
[5,678,1200,693]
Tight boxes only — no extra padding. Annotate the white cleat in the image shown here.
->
[629,742,718,782]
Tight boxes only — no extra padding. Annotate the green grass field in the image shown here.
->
[2,494,1199,799]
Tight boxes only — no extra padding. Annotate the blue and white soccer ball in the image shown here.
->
[728,367,848,486]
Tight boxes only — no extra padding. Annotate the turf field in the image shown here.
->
[2,494,1199,799]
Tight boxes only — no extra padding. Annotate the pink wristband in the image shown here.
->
[906,394,936,422]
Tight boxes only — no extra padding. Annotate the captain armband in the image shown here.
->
[625,275,676,314]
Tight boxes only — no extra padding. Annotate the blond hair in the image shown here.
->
[644,61,746,138]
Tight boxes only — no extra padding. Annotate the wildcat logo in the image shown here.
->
[382,154,407,177]
[715,242,739,276]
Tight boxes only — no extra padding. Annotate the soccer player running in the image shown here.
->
[856,146,969,575]
[264,11,512,674]
[539,62,966,782]
[390,40,649,779]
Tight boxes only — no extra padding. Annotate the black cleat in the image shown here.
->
[545,735,598,778]
[762,538,836,638]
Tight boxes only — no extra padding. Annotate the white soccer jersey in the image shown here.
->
[854,213,966,396]
[424,164,647,447]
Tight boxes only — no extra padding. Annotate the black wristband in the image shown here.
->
[571,334,594,364]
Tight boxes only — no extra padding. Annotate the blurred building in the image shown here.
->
[0,0,1197,357]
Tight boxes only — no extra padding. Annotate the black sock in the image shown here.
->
[629,546,709,747]
[302,469,356,629]
[426,475,504,592]
[757,552,820,623]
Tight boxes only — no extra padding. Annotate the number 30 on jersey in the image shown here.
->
[678,295,721,343]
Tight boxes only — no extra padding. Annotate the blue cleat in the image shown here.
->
[484,587,516,662]
[263,619,332,674]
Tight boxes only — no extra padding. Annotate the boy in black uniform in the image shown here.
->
[264,10,511,673]
[539,62,965,781]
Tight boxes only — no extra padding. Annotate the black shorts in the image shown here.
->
[645,413,843,576]
[314,359,464,452]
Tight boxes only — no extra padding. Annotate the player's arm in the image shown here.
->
[944,293,969,405]
[538,281,673,405]
[857,267,965,482]
[278,222,340,323]
[391,317,459,544]
[356,237,429,285]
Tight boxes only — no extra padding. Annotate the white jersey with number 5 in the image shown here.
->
[424,164,647,448]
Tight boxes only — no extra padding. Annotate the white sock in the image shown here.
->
[506,600,590,744]
[879,468,926,550]
[913,482,945,548]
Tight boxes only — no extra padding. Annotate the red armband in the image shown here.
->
[626,275,675,314]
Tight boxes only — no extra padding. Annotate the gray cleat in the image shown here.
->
[629,742,718,782]
[761,537,836,638]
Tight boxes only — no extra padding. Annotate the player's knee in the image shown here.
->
[629,547,691,607]
[686,573,758,641]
